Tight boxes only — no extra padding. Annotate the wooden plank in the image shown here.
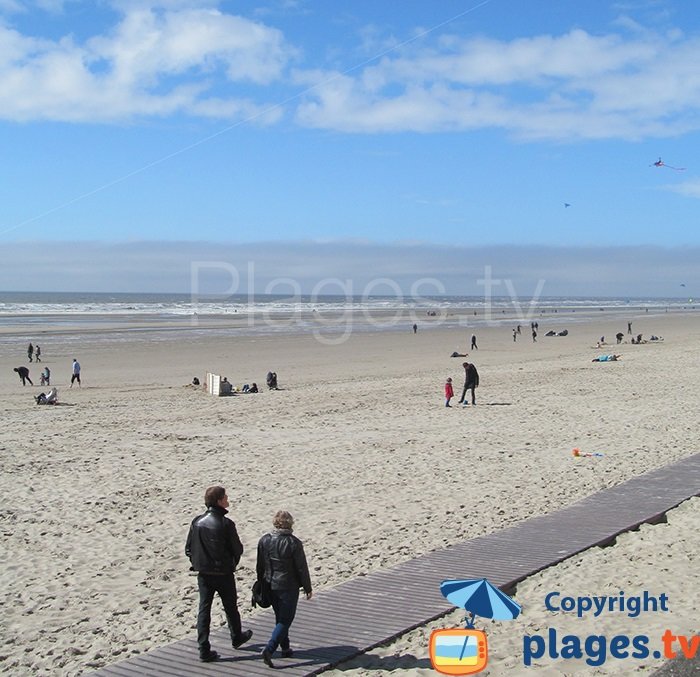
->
[90,453,700,677]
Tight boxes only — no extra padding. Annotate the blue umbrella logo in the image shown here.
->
[431,579,521,675]
[441,578,521,628]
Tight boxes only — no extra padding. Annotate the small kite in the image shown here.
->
[651,157,685,171]
[564,203,571,208]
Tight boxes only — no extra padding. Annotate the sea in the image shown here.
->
[0,291,696,345]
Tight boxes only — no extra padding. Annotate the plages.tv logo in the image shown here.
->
[430,578,521,675]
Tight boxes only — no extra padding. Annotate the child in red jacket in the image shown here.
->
[444,377,454,407]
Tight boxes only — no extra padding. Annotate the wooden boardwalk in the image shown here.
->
[92,453,700,676]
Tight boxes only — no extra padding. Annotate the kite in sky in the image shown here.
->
[651,157,686,171]
[564,203,571,208]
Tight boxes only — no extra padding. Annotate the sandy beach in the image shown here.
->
[1,310,698,675]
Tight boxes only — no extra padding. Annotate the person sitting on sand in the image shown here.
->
[592,354,621,362]
[266,371,278,390]
[35,387,58,405]
[220,377,233,395]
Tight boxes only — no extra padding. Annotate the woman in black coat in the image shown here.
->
[257,511,312,667]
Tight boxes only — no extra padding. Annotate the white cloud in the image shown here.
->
[295,29,700,140]
[665,179,700,198]
[3,7,700,141]
[0,6,293,122]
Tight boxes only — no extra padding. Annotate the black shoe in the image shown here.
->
[232,629,253,649]
[262,648,275,668]
[280,648,294,658]
[200,651,219,663]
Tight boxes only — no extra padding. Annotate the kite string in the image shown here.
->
[0,0,497,237]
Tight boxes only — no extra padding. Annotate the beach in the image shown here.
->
[0,309,698,675]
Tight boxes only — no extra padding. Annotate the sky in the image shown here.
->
[1,0,700,296]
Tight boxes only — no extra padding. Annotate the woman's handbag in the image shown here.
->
[251,578,272,608]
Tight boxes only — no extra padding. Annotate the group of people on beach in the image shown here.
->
[13,356,81,390]
[186,485,312,667]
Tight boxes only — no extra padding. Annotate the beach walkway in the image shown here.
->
[91,453,700,676]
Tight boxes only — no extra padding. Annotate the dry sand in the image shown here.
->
[0,311,698,675]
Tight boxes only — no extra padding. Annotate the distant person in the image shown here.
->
[592,354,621,362]
[35,345,41,362]
[637,333,643,344]
[513,329,517,342]
[70,359,81,387]
[257,510,312,668]
[517,324,521,334]
[266,371,278,390]
[40,367,51,386]
[627,322,632,334]
[185,486,253,663]
[600,336,605,345]
[532,329,537,342]
[192,377,200,386]
[220,377,233,395]
[444,378,454,407]
[412,323,417,334]
[471,334,478,350]
[14,366,33,386]
[27,343,34,363]
[616,332,624,344]
[458,361,479,406]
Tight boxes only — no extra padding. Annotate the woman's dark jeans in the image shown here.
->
[266,588,300,653]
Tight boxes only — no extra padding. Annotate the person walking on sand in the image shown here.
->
[532,328,537,342]
[257,510,312,668]
[35,345,41,362]
[70,359,81,387]
[444,377,454,407]
[27,343,34,363]
[628,321,633,335]
[458,361,479,406]
[513,329,517,342]
[186,486,253,663]
[14,366,33,386]
[412,323,417,334]
[471,334,478,350]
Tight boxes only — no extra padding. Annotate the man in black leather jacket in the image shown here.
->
[256,510,312,667]
[186,486,252,662]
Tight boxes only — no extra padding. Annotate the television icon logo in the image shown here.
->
[429,628,488,675]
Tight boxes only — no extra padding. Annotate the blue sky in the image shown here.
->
[1,0,699,294]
